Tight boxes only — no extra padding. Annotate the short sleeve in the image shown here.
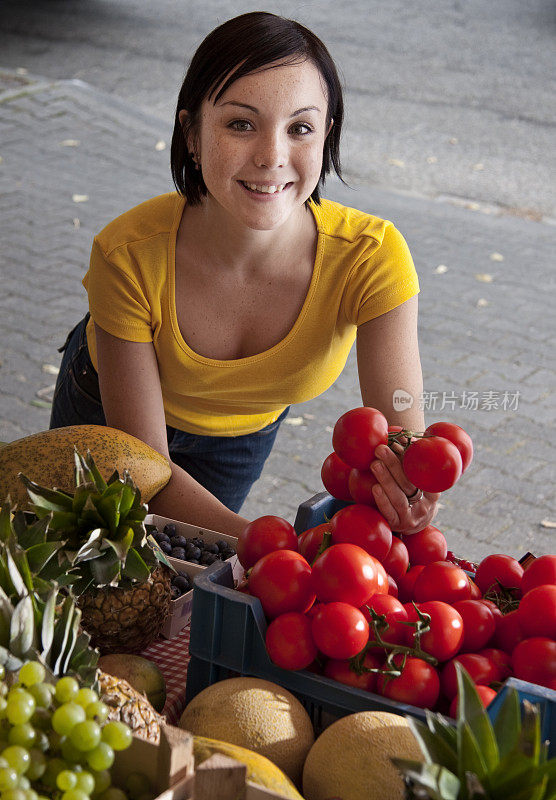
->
[82,238,153,342]
[344,223,420,326]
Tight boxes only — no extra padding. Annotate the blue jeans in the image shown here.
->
[49,315,288,512]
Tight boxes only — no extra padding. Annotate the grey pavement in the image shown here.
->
[0,69,555,562]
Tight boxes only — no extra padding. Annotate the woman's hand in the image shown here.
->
[370,443,439,535]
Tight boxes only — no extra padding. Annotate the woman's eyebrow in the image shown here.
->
[219,101,321,117]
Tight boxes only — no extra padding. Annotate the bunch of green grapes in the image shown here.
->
[0,662,155,800]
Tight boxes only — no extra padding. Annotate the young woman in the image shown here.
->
[50,12,439,536]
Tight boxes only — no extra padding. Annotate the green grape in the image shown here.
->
[86,742,114,772]
[19,776,31,789]
[8,724,36,748]
[75,689,98,709]
[91,769,111,797]
[125,771,151,799]
[47,729,64,752]
[28,684,53,709]
[75,771,95,794]
[85,702,109,724]
[1,789,27,800]
[61,737,86,765]
[26,790,39,800]
[61,790,89,800]
[6,690,36,726]
[0,757,8,768]
[52,703,86,736]
[31,708,52,733]
[100,722,132,752]
[0,683,8,699]
[98,789,127,800]
[1,745,30,775]
[18,663,46,688]
[57,769,78,791]
[0,665,6,681]
[70,720,101,752]
[55,677,80,705]
[41,757,66,788]
[0,697,8,717]
[0,766,19,791]
[25,750,46,781]
[32,731,49,754]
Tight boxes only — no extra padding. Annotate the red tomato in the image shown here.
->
[402,525,448,566]
[375,560,389,594]
[381,537,409,583]
[397,565,426,603]
[441,653,499,700]
[320,452,353,502]
[348,468,379,507]
[468,578,482,599]
[265,612,317,671]
[248,550,315,619]
[413,561,471,604]
[332,406,389,470]
[237,515,298,569]
[324,651,383,692]
[474,554,523,596]
[405,601,464,662]
[478,648,513,681]
[479,598,504,621]
[377,655,440,709]
[492,609,524,654]
[424,422,473,473]
[403,436,462,493]
[362,594,409,646]
[388,575,399,597]
[449,685,496,718]
[518,584,556,639]
[522,555,556,595]
[452,600,496,652]
[311,602,369,659]
[298,523,329,564]
[311,543,380,607]
[512,638,556,690]
[329,504,392,562]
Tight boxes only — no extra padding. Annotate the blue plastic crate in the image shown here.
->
[293,491,348,533]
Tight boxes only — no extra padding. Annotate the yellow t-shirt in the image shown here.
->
[83,193,419,436]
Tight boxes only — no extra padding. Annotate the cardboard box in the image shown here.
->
[160,561,202,640]
[145,513,243,583]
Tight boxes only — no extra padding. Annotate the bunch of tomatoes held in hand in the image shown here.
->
[235,406,556,715]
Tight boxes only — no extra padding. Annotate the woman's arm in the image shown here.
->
[356,297,439,534]
[95,323,250,536]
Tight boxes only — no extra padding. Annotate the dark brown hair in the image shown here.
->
[170,11,344,205]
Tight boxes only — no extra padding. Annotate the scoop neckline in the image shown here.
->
[168,194,325,367]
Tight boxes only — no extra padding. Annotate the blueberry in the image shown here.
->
[171,585,181,600]
[221,549,235,561]
[174,575,192,592]
[189,546,202,561]
[192,538,205,549]
[157,533,171,544]
[215,540,228,552]
[171,547,186,561]
[204,543,219,555]
[170,535,188,548]
[159,541,172,555]
[164,523,177,536]
[200,552,219,565]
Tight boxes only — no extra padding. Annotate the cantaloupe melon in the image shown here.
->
[192,735,304,800]
[98,654,167,712]
[302,711,423,800]
[179,677,314,785]
[0,425,171,507]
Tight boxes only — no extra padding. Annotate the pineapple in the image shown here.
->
[0,499,163,742]
[20,449,172,654]
[393,664,556,800]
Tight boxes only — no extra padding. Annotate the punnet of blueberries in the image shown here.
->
[151,522,237,566]
[170,572,193,600]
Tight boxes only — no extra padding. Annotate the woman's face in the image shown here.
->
[184,59,330,231]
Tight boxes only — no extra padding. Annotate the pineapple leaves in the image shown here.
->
[25,541,66,575]
[18,474,74,513]
[12,512,51,550]
[0,587,13,648]
[407,715,459,775]
[392,758,460,800]
[40,587,58,661]
[104,529,134,565]
[89,551,121,587]
[456,663,499,772]
[10,594,36,657]
[84,449,108,493]
[123,547,152,582]
[51,595,76,675]
[0,502,13,544]
[457,721,488,788]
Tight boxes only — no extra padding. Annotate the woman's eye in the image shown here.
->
[290,122,314,136]
[228,119,253,132]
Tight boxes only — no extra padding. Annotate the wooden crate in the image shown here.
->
[113,724,295,800]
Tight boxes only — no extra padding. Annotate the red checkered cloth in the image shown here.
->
[141,624,191,726]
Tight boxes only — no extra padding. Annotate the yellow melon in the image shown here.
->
[179,678,314,785]
[302,711,423,800]
[0,425,172,508]
[192,735,304,800]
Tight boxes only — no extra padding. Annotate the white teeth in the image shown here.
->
[242,182,286,194]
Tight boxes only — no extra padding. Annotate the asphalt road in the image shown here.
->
[2,0,555,219]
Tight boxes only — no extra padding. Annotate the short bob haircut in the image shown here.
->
[170,11,344,206]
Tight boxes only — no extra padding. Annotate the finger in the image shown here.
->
[371,483,402,529]
[372,444,416,498]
